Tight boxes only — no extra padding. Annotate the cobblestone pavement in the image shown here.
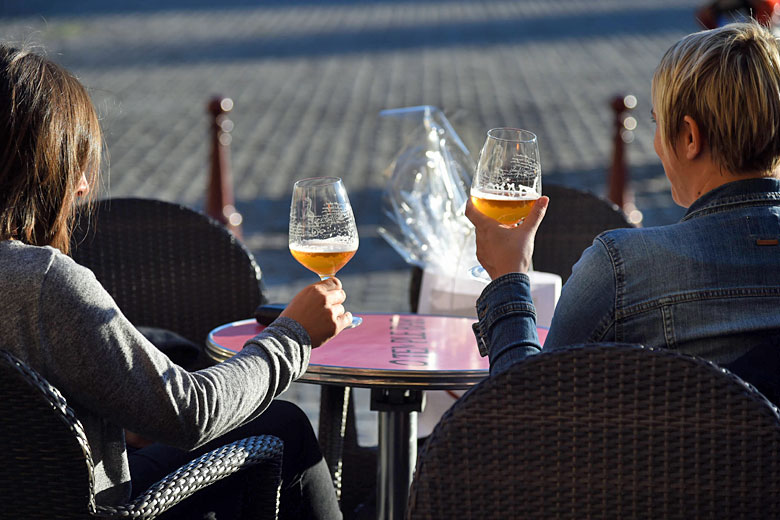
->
[0,0,699,440]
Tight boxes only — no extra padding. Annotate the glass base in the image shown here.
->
[469,265,492,283]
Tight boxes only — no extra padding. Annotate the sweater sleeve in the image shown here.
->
[37,253,311,450]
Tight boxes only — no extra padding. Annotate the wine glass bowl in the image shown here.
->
[469,128,542,281]
[289,176,362,326]
[470,128,541,225]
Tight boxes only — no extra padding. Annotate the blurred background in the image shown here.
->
[0,0,701,309]
[0,0,706,445]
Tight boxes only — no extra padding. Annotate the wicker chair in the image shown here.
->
[407,344,780,519]
[0,348,283,519]
[70,198,266,351]
[534,183,634,283]
[318,385,376,517]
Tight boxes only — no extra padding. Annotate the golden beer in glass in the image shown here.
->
[289,247,357,279]
[289,176,362,326]
[470,190,540,225]
[470,128,542,224]
[469,128,542,280]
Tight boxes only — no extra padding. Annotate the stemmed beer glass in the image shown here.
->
[469,128,542,280]
[289,177,362,327]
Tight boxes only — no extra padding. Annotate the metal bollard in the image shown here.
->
[607,94,643,226]
[206,96,243,238]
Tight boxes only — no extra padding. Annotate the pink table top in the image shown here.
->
[207,313,548,389]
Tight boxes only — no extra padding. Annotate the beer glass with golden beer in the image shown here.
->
[289,176,362,327]
[470,128,542,279]
[471,128,541,224]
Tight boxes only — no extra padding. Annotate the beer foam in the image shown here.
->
[470,187,541,201]
[289,239,358,252]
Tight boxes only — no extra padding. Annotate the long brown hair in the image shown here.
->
[0,45,102,254]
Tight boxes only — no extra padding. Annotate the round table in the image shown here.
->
[207,313,549,520]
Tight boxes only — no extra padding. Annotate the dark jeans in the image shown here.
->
[128,400,342,520]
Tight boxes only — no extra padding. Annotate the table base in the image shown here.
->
[371,388,425,520]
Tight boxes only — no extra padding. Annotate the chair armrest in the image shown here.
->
[93,435,283,519]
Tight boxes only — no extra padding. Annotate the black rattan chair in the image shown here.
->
[407,344,780,519]
[534,183,634,283]
[70,198,266,353]
[0,348,283,519]
[318,385,376,517]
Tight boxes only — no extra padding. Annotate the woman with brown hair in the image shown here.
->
[0,45,344,519]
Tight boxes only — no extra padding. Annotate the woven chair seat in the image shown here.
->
[407,344,780,519]
[0,348,283,519]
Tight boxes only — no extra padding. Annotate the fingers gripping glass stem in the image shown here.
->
[289,177,362,328]
[318,274,362,327]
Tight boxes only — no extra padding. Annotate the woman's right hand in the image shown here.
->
[280,277,352,348]
[465,196,549,280]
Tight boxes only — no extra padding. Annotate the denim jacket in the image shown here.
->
[474,178,780,401]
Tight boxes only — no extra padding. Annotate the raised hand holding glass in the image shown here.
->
[289,177,362,327]
[469,128,542,280]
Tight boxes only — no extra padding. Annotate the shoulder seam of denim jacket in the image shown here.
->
[614,287,780,319]
[661,305,676,347]
[592,235,621,340]
[589,314,617,343]
[682,193,780,221]
[592,322,616,344]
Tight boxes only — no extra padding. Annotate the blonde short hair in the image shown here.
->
[652,22,780,175]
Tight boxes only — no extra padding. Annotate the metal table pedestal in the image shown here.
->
[371,388,425,520]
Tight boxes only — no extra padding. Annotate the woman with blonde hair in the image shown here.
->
[0,45,344,519]
[468,22,780,402]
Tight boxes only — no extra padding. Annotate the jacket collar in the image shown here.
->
[681,177,780,221]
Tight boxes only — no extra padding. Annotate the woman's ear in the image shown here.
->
[680,115,702,160]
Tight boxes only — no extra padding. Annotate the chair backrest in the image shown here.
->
[0,349,97,519]
[534,184,634,283]
[71,198,266,346]
[407,344,780,519]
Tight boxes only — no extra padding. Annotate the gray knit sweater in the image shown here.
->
[1,240,312,505]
